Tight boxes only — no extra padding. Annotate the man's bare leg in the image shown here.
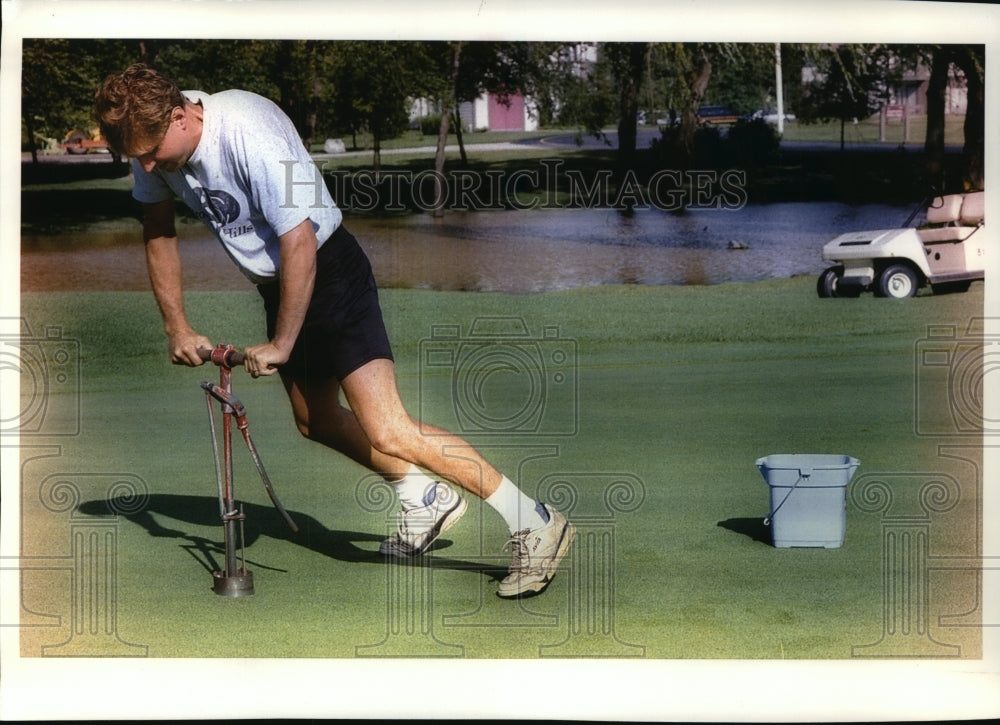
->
[338,358,502,499]
[279,371,409,479]
[282,358,574,596]
[279,362,500,498]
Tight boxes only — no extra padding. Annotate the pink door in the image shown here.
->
[488,93,524,131]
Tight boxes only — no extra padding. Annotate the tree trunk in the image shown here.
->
[924,47,949,192]
[433,41,463,218]
[24,113,39,164]
[454,106,468,167]
[677,45,712,164]
[433,107,451,215]
[276,41,300,136]
[138,40,157,65]
[305,79,321,150]
[952,48,984,190]
[616,42,646,173]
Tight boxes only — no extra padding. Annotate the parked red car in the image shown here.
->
[59,129,110,154]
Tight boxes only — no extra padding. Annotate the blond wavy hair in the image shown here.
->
[94,63,186,157]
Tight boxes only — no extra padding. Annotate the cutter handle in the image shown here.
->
[198,346,246,368]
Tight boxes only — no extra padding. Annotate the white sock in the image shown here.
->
[389,466,439,510]
[484,475,548,534]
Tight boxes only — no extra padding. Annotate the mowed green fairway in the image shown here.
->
[18,278,984,659]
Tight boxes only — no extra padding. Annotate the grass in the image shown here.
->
[17,277,985,659]
[309,127,558,153]
[778,113,969,146]
[11,107,989,721]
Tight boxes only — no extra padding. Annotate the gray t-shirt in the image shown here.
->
[132,89,342,284]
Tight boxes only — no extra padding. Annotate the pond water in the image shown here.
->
[21,202,917,293]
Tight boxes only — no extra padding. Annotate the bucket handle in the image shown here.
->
[763,469,810,526]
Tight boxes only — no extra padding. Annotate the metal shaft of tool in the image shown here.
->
[220,363,240,577]
[239,505,247,572]
[201,376,298,534]
[199,345,256,596]
[204,391,225,518]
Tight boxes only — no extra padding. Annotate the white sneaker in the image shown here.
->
[379,482,467,558]
[497,504,575,598]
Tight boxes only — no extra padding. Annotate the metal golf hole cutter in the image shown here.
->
[199,344,298,596]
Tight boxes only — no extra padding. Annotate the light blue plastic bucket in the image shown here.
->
[756,454,860,548]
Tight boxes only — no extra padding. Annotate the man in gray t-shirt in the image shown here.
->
[95,63,574,599]
[131,87,342,285]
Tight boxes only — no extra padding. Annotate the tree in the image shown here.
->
[451,41,538,161]
[143,40,282,98]
[924,46,948,186]
[952,45,984,190]
[267,40,330,148]
[542,42,640,171]
[643,43,757,165]
[538,42,768,169]
[797,44,894,151]
[123,40,336,145]
[603,43,647,171]
[520,43,599,129]
[699,43,784,114]
[420,40,558,168]
[418,40,572,214]
[672,43,714,160]
[923,44,984,191]
[21,39,134,162]
[327,41,421,170]
[432,41,463,217]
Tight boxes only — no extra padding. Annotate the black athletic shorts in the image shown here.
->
[257,223,393,383]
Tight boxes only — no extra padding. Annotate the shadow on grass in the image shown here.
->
[78,493,508,582]
[717,517,774,546]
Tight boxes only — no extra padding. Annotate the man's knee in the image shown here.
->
[365,419,413,460]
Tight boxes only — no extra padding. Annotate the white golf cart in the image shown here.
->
[817,190,986,298]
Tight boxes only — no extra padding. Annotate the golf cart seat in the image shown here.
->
[918,191,985,243]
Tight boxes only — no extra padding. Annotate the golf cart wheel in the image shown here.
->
[817,266,841,297]
[876,264,918,298]
[816,266,859,298]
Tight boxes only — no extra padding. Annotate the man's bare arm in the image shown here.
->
[242,218,317,377]
[143,198,211,365]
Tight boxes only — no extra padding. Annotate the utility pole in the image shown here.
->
[775,42,785,135]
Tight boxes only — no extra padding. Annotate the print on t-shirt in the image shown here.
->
[197,187,242,227]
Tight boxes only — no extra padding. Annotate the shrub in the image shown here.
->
[727,118,781,168]
[419,114,441,136]
[649,123,730,169]
[692,124,727,168]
